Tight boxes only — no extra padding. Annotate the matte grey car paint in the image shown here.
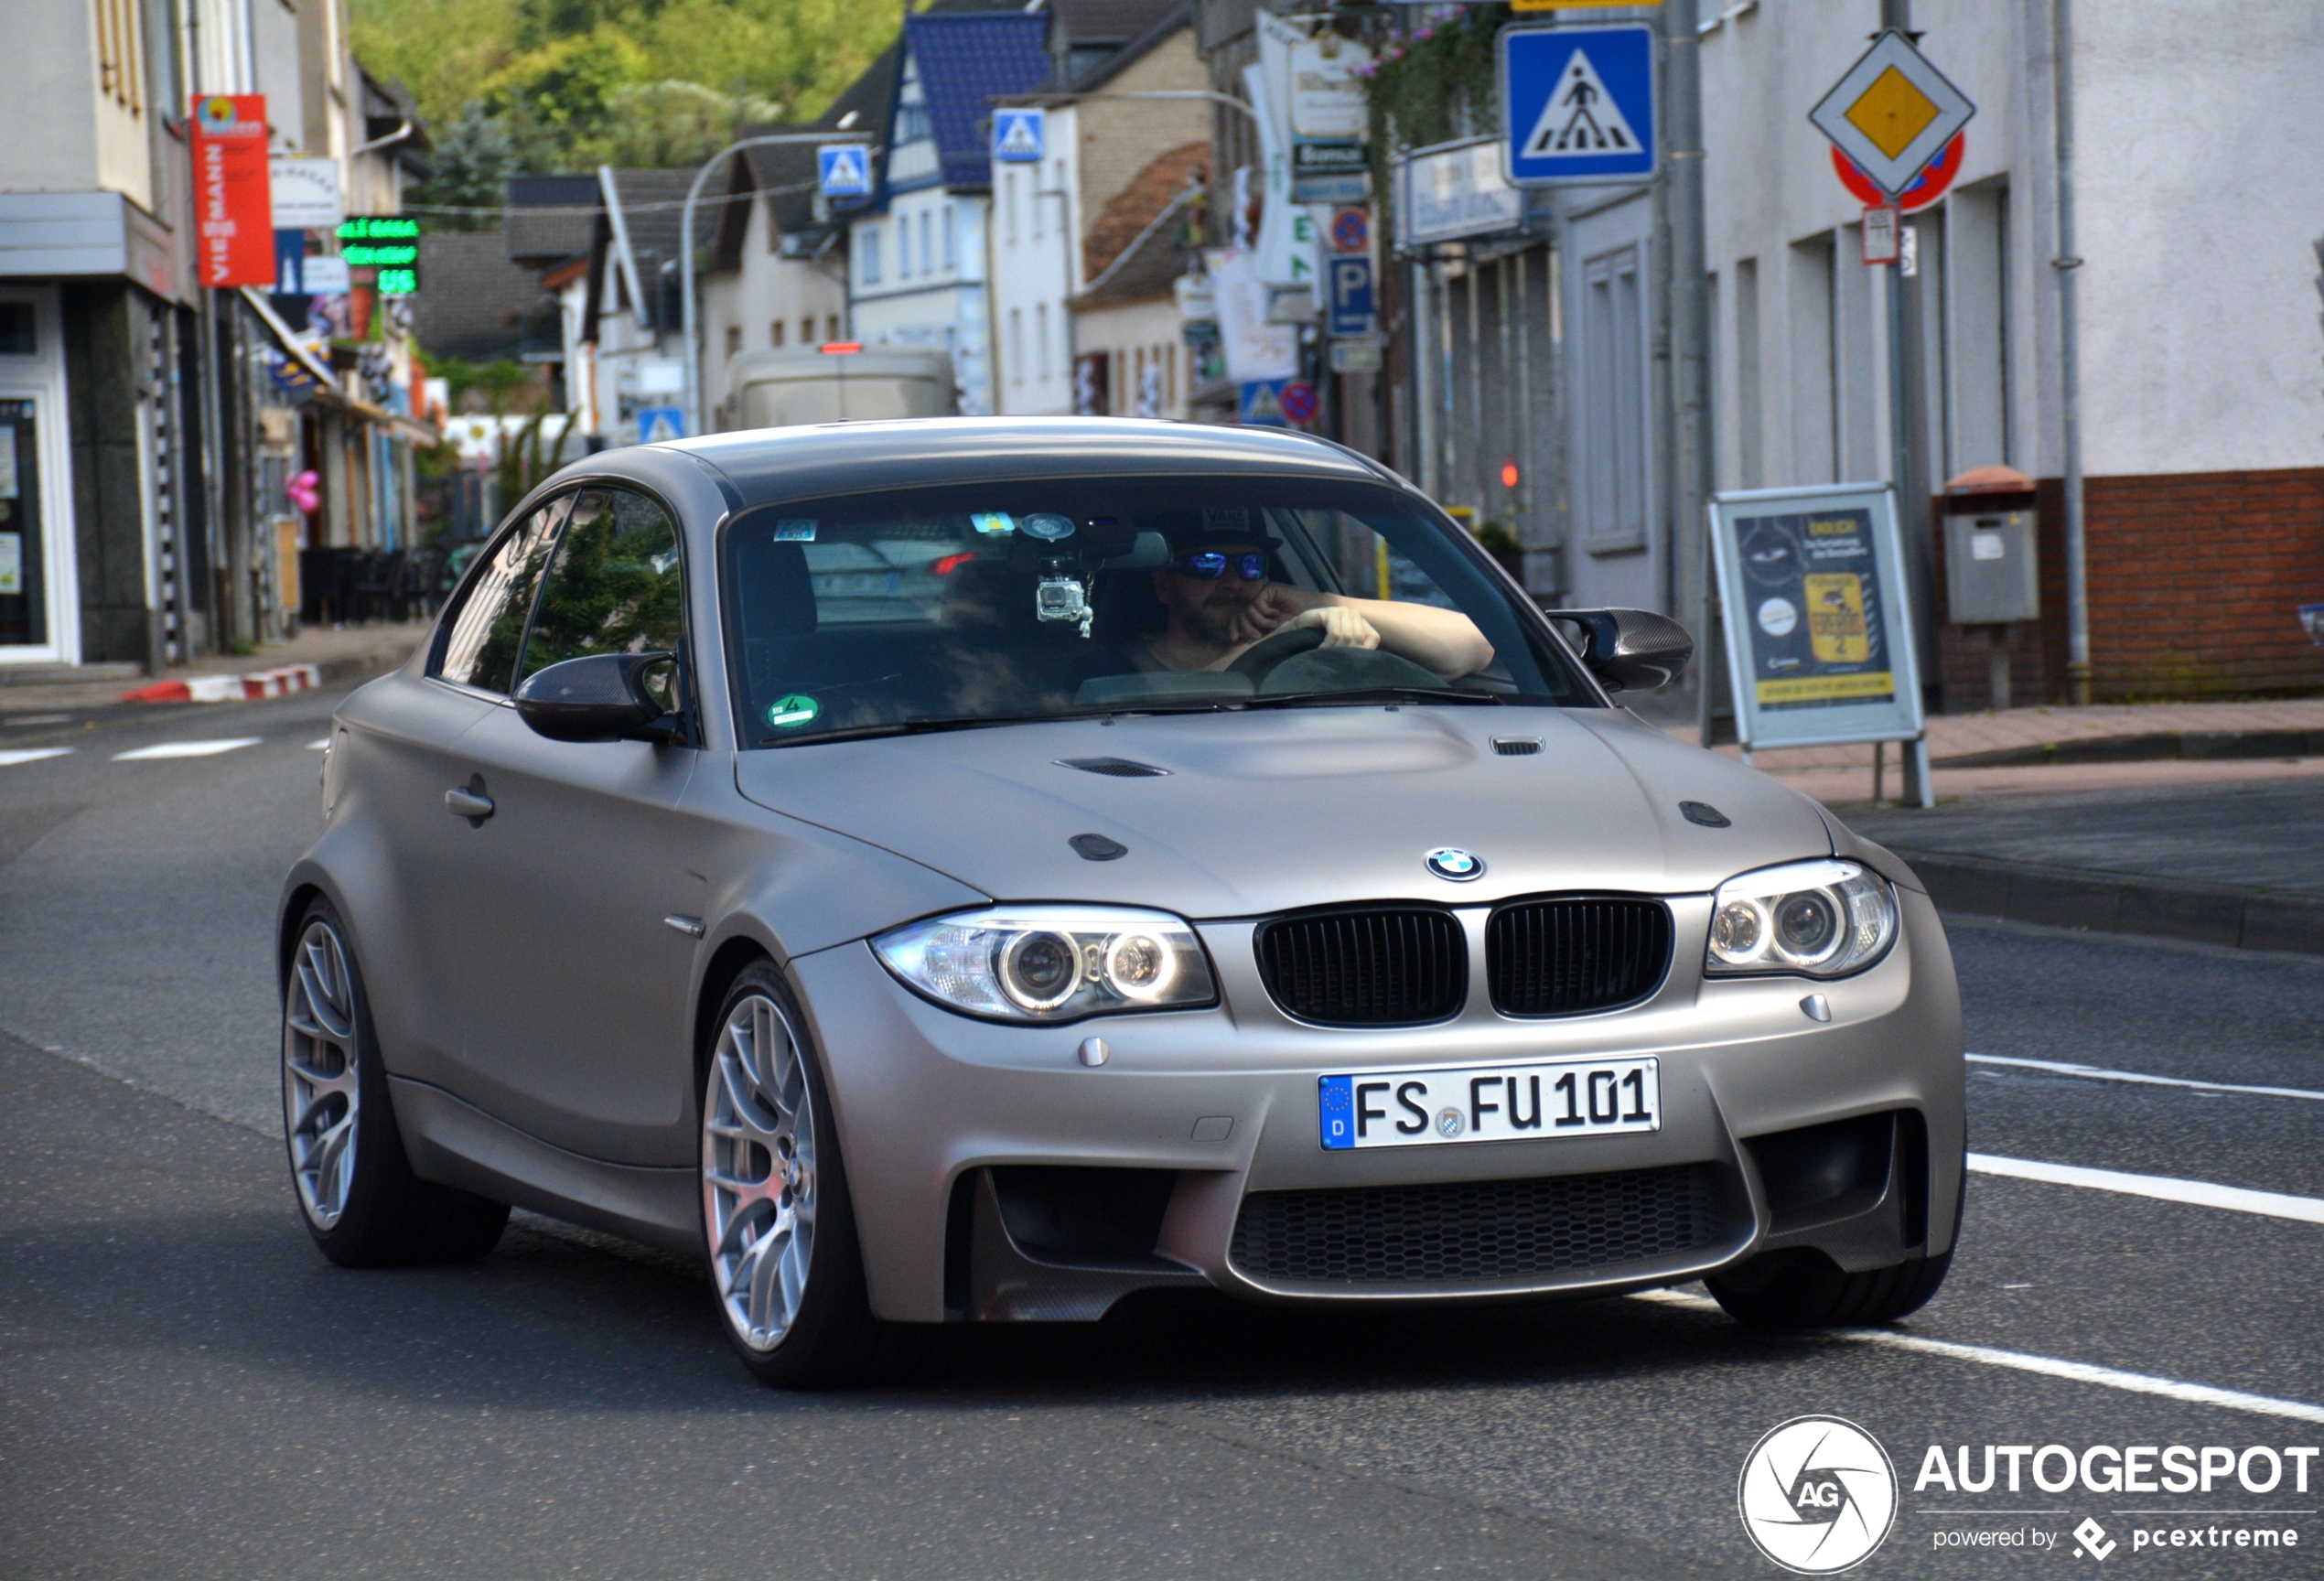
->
[282,417,1965,1315]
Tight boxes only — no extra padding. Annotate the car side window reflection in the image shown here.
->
[436,493,574,694]
[516,488,685,704]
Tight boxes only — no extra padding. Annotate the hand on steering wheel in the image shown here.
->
[1282,605,1381,651]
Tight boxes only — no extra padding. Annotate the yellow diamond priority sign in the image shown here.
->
[1810,31,1974,195]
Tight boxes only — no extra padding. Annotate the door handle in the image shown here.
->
[445,786,495,822]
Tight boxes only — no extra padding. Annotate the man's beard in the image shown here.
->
[1180,593,1250,648]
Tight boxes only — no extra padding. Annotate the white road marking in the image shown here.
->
[0,747,73,767]
[1634,1291,2324,1425]
[112,738,262,761]
[306,738,330,750]
[1968,1153,2324,1224]
[1969,1052,2324,1104]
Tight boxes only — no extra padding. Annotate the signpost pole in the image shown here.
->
[1662,0,1717,756]
[1880,0,1940,803]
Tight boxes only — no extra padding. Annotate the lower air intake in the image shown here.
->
[1229,1164,1719,1285]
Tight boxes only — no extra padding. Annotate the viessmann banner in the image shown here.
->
[1709,482,1926,750]
[189,94,274,288]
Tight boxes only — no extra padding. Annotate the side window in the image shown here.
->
[516,488,685,694]
[436,494,573,693]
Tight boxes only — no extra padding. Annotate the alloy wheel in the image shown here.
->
[283,919,361,1230]
[704,993,817,1351]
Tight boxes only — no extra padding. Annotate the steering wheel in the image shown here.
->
[1227,624,1327,683]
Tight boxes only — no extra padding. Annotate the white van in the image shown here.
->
[727,345,958,429]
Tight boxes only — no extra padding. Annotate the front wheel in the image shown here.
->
[282,898,508,1266]
[700,962,910,1387]
[1705,1249,1953,1328]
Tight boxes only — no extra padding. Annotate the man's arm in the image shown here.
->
[1235,585,1495,680]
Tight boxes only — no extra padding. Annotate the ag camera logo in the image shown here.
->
[1738,1416,1898,1574]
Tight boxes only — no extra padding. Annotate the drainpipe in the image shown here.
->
[2051,0,2092,704]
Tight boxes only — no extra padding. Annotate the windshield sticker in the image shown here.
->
[773,520,817,542]
[1020,513,1077,542]
[766,694,821,728]
[971,512,1016,536]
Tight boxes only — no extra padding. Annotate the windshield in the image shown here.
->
[718,475,1593,747]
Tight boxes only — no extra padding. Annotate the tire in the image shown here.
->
[282,898,509,1267]
[699,961,913,1388]
[1705,1248,1953,1328]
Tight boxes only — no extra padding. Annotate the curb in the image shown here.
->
[122,662,322,704]
[1891,847,2324,957]
[1935,727,2324,769]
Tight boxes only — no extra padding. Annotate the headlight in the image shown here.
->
[872,907,1217,1023]
[1705,859,1898,979]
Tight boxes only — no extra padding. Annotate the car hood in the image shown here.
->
[732,705,1834,920]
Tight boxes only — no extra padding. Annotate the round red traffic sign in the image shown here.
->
[1832,131,1964,213]
[1329,207,1370,254]
[1279,380,1319,425]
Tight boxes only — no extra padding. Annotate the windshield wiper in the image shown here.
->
[1237,685,1504,709]
[761,702,1231,747]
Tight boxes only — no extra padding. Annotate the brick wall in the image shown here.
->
[1932,467,2324,708]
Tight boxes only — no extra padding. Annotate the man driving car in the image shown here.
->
[1136,522,1494,681]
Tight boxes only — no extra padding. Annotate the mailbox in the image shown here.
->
[1942,466,2040,626]
[1943,509,2039,624]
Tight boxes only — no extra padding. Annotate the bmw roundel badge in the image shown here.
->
[1425,847,1483,882]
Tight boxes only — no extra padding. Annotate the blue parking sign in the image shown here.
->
[1327,256,1375,338]
[1500,24,1657,187]
[818,145,871,199]
[992,109,1045,165]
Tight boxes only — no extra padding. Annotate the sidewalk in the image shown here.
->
[1843,778,2324,956]
[1650,695,2324,957]
[0,622,429,715]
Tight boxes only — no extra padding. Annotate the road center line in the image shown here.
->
[1968,1153,2324,1224]
[1968,1052,2324,1103]
[1633,1291,2324,1425]
[0,747,74,767]
[112,738,263,761]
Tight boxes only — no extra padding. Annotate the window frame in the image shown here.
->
[428,479,700,744]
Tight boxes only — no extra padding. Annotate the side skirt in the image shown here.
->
[390,1076,702,1256]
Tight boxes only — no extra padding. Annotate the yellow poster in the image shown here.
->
[1803,573,1870,663]
[1757,672,1895,706]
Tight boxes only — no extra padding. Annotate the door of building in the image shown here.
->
[0,397,48,650]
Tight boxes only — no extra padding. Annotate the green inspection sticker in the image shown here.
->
[767,694,821,728]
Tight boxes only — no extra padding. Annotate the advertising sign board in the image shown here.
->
[1395,138,1523,248]
[189,96,274,287]
[270,156,343,231]
[1709,483,1926,751]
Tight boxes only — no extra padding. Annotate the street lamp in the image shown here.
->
[681,133,872,438]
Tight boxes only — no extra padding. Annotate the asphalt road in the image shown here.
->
[3,690,2321,1579]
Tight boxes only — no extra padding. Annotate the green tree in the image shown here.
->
[411,102,518,227]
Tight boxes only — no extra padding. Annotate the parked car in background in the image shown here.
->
[730,345,957,430]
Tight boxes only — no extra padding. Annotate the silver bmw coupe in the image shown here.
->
[279,418,1964,1386]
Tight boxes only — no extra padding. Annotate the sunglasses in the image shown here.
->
[1171,551,1269,582]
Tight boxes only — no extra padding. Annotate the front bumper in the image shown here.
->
[788,888,1964,1323]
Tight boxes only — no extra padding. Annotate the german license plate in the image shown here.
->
[1318,1058,1662,1150]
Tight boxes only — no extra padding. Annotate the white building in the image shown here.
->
[848,10,1055,416]
[1697,0,2324,703]
[699,136,852,432]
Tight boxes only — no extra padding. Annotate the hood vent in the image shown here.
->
[1058,757,1171,778]
[1256,906,1466,1027]
[1492,737,1544,756]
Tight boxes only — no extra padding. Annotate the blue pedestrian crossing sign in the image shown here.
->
[637,406,685,444]
[992,109,1045,165]
[1500,23,1657,187]
[818,145,871,199]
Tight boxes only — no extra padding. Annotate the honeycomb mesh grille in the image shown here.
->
[1230,1165,1719,1285]
[1487,897,1673,1016]
[1255,907,1465,1026]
